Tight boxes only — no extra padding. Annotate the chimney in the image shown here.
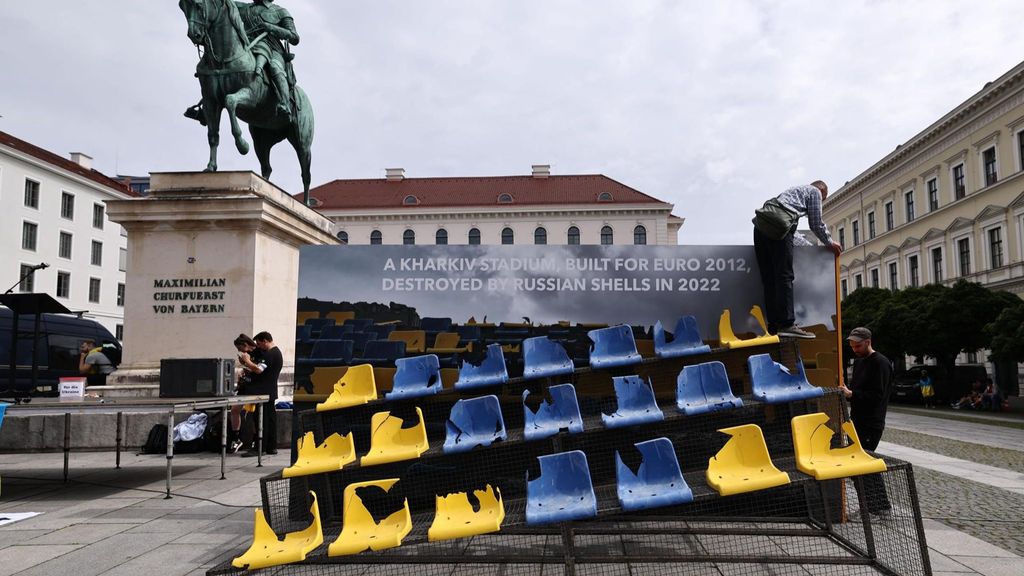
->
[531,164,550,178]
[385,168,405,182]
[70,152,93,171]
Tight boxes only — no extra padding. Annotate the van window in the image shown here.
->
[48,334,83,372]
[0,332,46,367]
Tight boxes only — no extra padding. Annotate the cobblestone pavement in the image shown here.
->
[883,428,1024,474]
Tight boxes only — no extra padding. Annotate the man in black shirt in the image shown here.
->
[239,331,283,456]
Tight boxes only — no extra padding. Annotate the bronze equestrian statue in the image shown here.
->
[179,0,315,203]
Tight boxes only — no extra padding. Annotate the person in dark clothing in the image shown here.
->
[238,331,283,456]
[838,326,893,513]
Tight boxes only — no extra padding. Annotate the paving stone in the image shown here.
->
[26,522,135,545]
[0,544,82,576]
[0,529,49,550]
[13,532,180,576]
[949,556,1024,576]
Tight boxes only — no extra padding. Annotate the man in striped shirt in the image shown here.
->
[753,181,842,339]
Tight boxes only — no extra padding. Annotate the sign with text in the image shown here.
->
[150,277,228,316]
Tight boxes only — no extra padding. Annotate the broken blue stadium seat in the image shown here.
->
[320,324,354,340]
[523,384,584,441]
[747,353,824,404]
[443,395,507,454]
[615,437,693,512]
[356,340,406,367]
[304,318,335,338]
[522,336,575,380]
[295,339,354,370]
[587,325,642,369]
[526,450,597,525]
[601,375,664,429]
[676,361,744,416]
[386,354,442,401]
[653,316,712,359]
[454,343,509,390]
[0,402,8,431]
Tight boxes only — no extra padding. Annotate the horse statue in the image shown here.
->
[178,0,314,203]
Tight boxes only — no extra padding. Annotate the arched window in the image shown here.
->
[597,192,613,202]
[497,193,514,203]
[468,228,481,245]
[435,229,448,245]
[336,231,349,244]
[501,227,514,245]
[403,195,419,205]
[370,230,382,245]
[633,225,647,245]
[403,229,415,245]
[534,227,547,245]
[567,226,580,245]
[601,225,613,245]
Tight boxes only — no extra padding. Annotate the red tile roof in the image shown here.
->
[305,174,670,210]
[0,130,136,196]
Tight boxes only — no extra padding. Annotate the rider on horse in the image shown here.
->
[238,0,299,118]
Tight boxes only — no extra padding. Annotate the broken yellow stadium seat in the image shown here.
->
[791,413,886,481]
[427,484,505,541]
[388,330,427,354]
[233,491,323,570]
[329,479,412,556]
[309,366,349,396]
[361,407,429,466]
[296,311,320,325]
[326,310,355,324]
[316,364,377,412]
[718,307,780,349]
[283,431,356,478]
[706,423,790,496]
[427,332,470,354]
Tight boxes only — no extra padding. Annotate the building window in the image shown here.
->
[115,324,124,341]
[908,255,919,287]
[22,221,38,251]
[957,238,971,276]
[88,278,101,303]
[534,227,547,245]
[597,192,613,202]
[931,247,943,283]
[927,178,938,212]
[119,248,127,272]
[91,240,103,266]
[633,225,647,245]
[336,231,348,244]
[468,228,480,245]
[56,271,70,298]
[983,147,997,186]
[600,226,613,245]
[967,351,979,363]
[18,264,35,292]
[403,195,419,205]
[403,229,415,245]
[93,204,105,229]
[838,227,845,250]
[501,227,514,245]
[953,163,966,200]
[370,230,383,245]
[1018,131,1024,172]
[870,268,879,288]
[435,229,448,245]
[24,179,39,208]
[61,192,75,220]
[854,274,863,290]
[988,227,1003,269]
[884,201,895,231]
[852,221,860,246]
[888,262,898,291]
[567,226,580,245]
[841,279,848,299]
[867,212,876,239]
[904,190,915,222]
[59,232,73,259]
[497,193,513,203]
[117,283,125,307]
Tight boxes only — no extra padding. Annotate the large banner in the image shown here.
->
[298,245,836,333]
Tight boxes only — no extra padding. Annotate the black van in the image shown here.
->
[0,306,121,396]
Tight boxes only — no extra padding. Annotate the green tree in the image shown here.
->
[987,299,1024,362]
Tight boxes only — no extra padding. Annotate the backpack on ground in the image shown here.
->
[142,423,168,454]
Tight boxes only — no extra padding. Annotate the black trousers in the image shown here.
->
[753,227,795,330]
[260,397,278,453]
[853,421,891,513]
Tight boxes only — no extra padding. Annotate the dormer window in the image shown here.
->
[597,192,613,202]
[403,195,419,205]
[497,193,514,203]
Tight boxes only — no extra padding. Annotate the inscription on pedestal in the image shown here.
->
[152,277,228,315]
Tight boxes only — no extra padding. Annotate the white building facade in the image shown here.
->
[1,131,136,337]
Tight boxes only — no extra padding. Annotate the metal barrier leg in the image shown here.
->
[165,411,175,499]
[115,411,123,469]
[561,524,577,576]
[853,476,878,560]
[256,402,264,468]
[63,412,71,483]
[220,406,228,480]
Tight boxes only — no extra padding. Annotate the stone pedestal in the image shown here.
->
[104,171,337,392]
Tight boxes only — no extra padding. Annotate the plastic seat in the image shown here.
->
[522,336,574,379]
[427,332,470,354]
[654,316,712,358]
[356,340,407,367]
[523,384,583,441]
[601,375,664,429]
[748,354,824,404]
[304,318,336,338]
[615,438,693,512]
[0,402,7,431]
[296,311,320,325]
[587,325,643,369]
[454,343,509,390]
[455,324,482,342]
[443,395,507,454]
[388,330,426,354]
[526,450,597,525]
[283,431,356,478]
[295,324,312,343]
[328,479,411,556]
[343,318,375,331]
[706,424,790,496]
[791,413,887,480]
[326,310,355,324]
[386,355,442,400]
[361,407,429,466]
[233,491,323,570]
[718,306,780,349]
[297,339,354,370]
[320,324,354,340]
[428,484,505,541]
[675,361,743,415]
[316,364,377,412]
[340,332,373,356]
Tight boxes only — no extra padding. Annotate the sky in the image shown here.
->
[3,1,1024,244]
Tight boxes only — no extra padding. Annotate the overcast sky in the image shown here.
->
[3,1,1024,244]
